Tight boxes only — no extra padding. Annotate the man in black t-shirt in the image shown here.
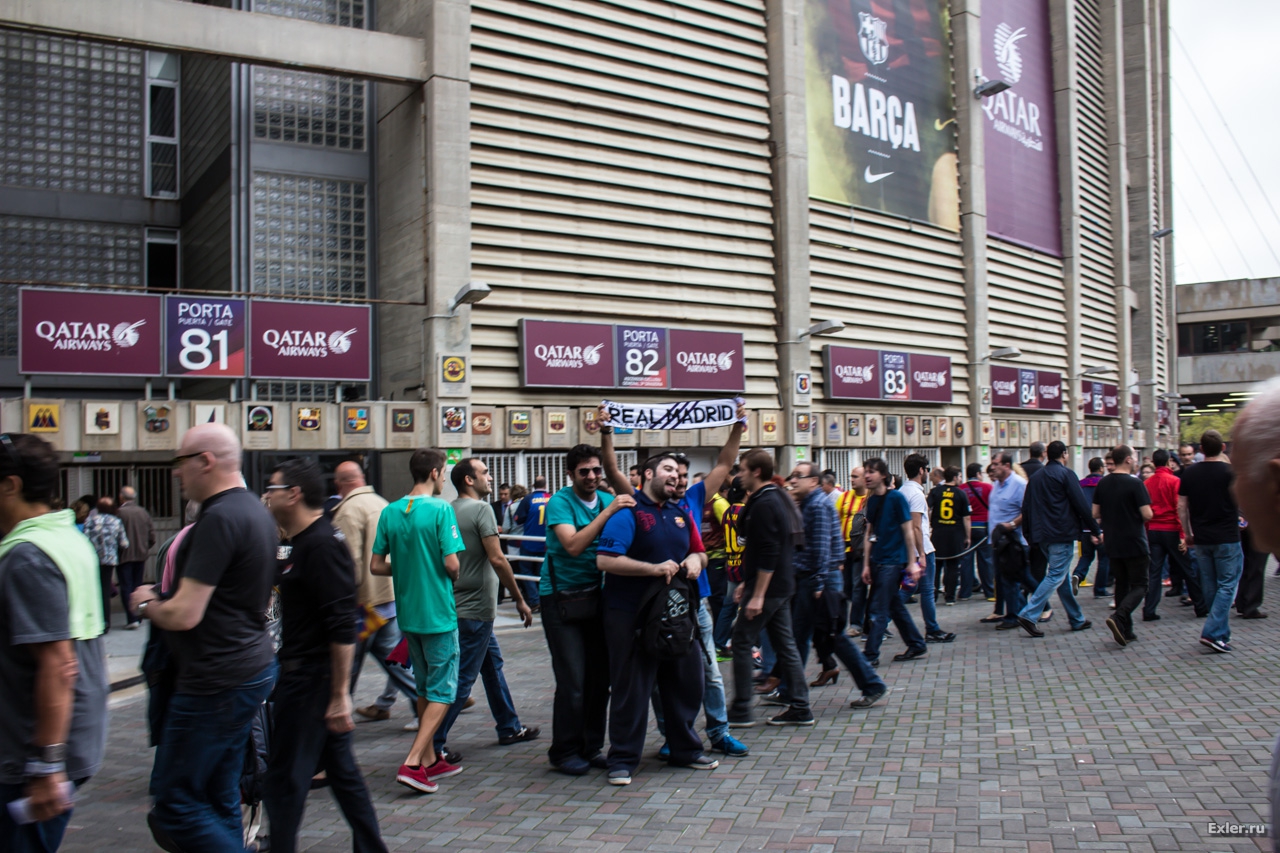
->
[929,466,971,604]
[131,424,279,852]
[263,458,386,853]
[1093,446,1152,647]
[1178,430,1243,654]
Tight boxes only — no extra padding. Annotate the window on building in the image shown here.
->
[146,228,179,292]
[250,172,367,299]
[0,33,144,195]
[145,52,179,198]
[1178,321,1251,355]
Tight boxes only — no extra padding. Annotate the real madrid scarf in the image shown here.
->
[601,397,745,431]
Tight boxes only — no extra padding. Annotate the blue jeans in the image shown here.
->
[150,661,279,853]
[1074,539,1111,592]
[517,549,542,606]
[1196,543,1244,643]
[965,523,994,598]
[1018,542,1086,628]
[351,613,418,711]
[902,552,942,635]
[435,618,522,751]
[714,580,739,650]
[864,562,926,661]
[655,599,728,744]
[0,781,77,852]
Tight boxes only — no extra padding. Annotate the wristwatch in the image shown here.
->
[25,743,67,777]
[138,600,152,618]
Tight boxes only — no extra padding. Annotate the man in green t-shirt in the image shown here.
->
[541,444,634,774]
[372,448,465,795]
[431,458,539,761]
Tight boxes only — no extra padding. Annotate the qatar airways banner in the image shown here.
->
[805,0,957,229]
[823,345,952,403]
[20,288,163,376]
[1084,381,1120,418]
[981,0,1062,255]
[249,300,371,381]
[991,365,1062,411]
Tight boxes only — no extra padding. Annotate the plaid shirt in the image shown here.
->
[795,489,842,577]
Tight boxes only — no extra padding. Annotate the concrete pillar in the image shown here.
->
[1122,0,1161,444]
[375,0,472,474]
[1048,0,1084,467]
[950,0,990,465]
[766,0,812,468]
[1101,0,1136,446]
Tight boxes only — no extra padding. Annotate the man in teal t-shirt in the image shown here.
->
[540,444,634,774]
[372,449,465,795]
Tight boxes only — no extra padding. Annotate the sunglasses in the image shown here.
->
[264,484,295,492]
[171,451,208,468]
[575,466,604,478]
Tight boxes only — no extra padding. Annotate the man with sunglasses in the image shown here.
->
[541,445,634,774]
[0,433,107,853]
[131,423,279,852]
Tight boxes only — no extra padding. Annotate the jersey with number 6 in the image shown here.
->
[927,484,970,555]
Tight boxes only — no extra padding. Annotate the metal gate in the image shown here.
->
[476,450,639,491]
[61,464,180,520]
[817,449,861,489]
[476,454,522,492]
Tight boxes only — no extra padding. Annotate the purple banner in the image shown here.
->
[1018,369,1040,409]
[1036,370,1062,410]
[880,351,910,401]
[165,296,247,378]
[520,320,615,388]
[1103,384,1120,418]
[823,346,880,400]
[908,353,952,403]
[990,365,1020,409]
[1086,381,1106,416]
[668,329,745,392]
[249,300,371,381]
[615,325,668,389]
[1158,398,1170,427]
[981,0,1062,255]
[1131,393,1141,424]
[20,288,162,376]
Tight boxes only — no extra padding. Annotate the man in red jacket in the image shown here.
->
[1143,449,1206,619]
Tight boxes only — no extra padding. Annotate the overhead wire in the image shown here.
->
[1172,29,1280,234]
[1172,186,1230,281]
[1169,79,1280,271]
[1170,134,1256,278]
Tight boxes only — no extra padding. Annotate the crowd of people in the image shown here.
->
[4,382,1279,849]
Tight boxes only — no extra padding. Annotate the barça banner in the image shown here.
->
[806,0,958,229]
[981,0,1062,255]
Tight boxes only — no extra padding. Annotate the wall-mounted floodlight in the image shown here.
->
[1153,227,1174,239]
[797,319,845,339]
[974,79,1011,98]
[1079,365,1113,377]
[448,280,491,314]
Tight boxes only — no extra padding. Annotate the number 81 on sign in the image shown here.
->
[164,296,248,377]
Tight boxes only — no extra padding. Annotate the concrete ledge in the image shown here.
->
[0,0,427,82]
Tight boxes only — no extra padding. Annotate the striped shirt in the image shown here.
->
[835,490,868,553]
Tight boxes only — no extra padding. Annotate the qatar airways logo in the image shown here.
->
[675,350,734,374]
[535,343,603,370]
[992,378,1017,396]
[261,327,357,359]
[1039,383,1060,400]
[913,369,948,389]
[35,319,145,352]
[835,364,874,384]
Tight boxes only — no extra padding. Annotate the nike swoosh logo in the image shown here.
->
[864,167,894,183]
[935,118,956,130]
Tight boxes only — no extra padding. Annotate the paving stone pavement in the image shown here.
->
[59,579,1280,852]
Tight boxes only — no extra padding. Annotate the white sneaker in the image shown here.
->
[403,719,420,731]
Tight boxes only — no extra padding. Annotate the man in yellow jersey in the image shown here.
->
[835,467,870,634]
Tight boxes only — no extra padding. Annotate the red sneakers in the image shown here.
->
[423,757,463,779]
[395,764,439,794]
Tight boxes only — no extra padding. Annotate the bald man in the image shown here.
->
[131,424,280,852]
[1231,381,1280,846]
[331,462,417,722]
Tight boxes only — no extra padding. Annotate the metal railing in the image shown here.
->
[501,533,543,583]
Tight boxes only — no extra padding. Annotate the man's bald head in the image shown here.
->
[334,461,366,498]
[1231,378,1280,554]
[176,423,243,502]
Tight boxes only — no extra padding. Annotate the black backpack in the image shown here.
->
[635,573,699,661]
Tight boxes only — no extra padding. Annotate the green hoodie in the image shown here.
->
[0,509,103,640]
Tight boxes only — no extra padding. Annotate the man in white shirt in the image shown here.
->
[902,455,954,643]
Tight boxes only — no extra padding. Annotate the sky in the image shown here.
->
[1169,0,1280,285]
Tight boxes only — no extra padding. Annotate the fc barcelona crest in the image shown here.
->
[297,408,321,431]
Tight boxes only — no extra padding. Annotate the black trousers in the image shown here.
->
[730,594,810,718]
[604,607,704,772]
[265,662,387,853]
[1110,555,1149,637]
[1146,530,1205,617]
[1236,528,1268,616]
[541,601,610,766]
